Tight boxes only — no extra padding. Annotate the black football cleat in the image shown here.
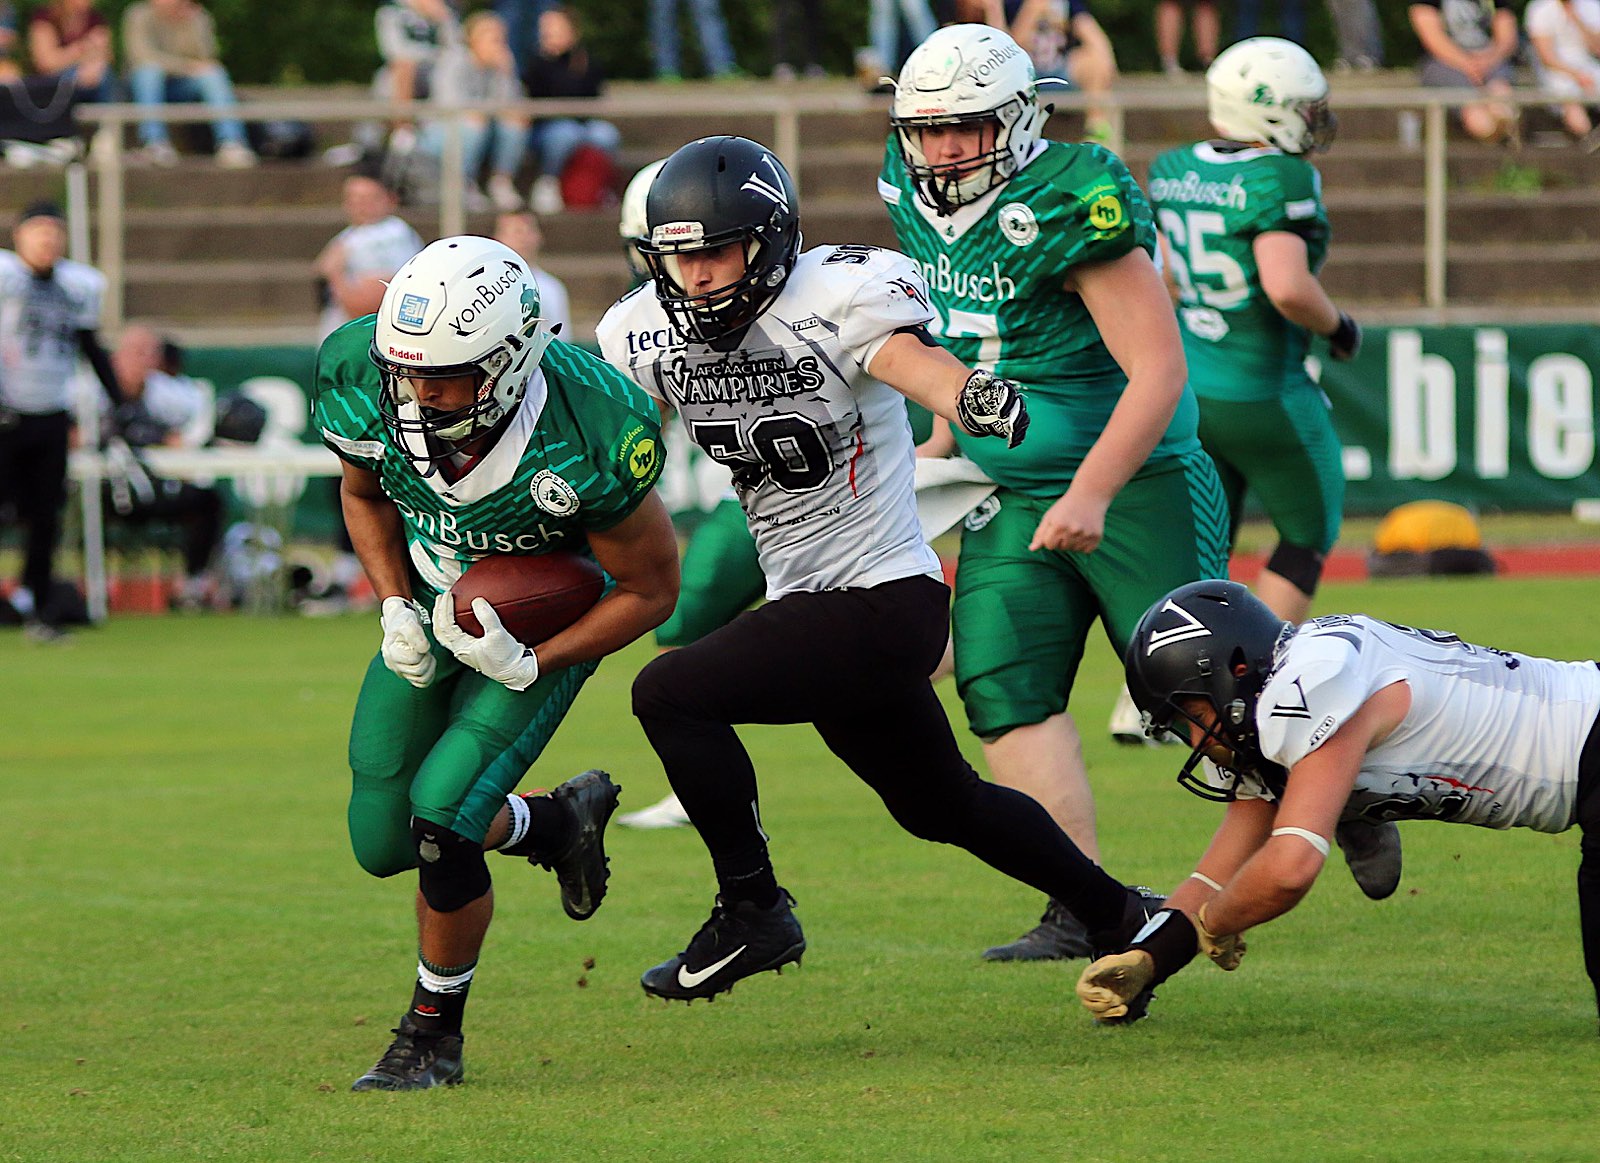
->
[530,769,621,921]
[1335,818,1402,900]
[351,1017,464,1092]
[641,891,806,1001]
[982,897,1094,962]
[1085,886,1167,1026]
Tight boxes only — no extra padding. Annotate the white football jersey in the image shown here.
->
[597,245,942,598]
[0,250,105,414]
[1227,615,1600,833]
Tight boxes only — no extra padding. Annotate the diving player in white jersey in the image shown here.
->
[599,134,1166,1006]
[1075,579,1600,1030]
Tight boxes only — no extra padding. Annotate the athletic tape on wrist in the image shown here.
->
[1188,871,1224,892]
[1270,826,1331,857]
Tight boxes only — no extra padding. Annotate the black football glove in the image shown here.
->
[955,370,1029,449]
[1326,312,1362,362]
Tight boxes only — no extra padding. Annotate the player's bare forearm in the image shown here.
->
[1165,798,1277,916]
[866,331,973,425]
[340,462,412,600]
[534,491,681,671]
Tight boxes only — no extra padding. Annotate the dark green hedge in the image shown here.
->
[20,1,1531,85]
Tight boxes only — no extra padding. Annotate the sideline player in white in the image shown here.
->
[599,134,1166,1005]
[1076,579,1600,1030]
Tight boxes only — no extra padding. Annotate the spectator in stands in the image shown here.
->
[650,0,739,81]
[1156,0,1219,76]
[425,10,529,213]
[0,201,122,641]
[0,3,19,82]
[1409,0,1520,146]
[1234,0,1306,45]
[27,0,114,102]
[374,0,460,158]
[1525,0,1600,147]
[521,5,619,215]
[121,0,256,168]
[863,0,937,86]
[495,0,551,79]
[314,173,425,341]
[1006,0,1119,143]
[1328,0,1384,70]
[772,0,826,80]
[494,210,571,335]
[106,324,223,611]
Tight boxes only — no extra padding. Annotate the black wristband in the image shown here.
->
[1328,312,1359,349]
[1129,908,1200,986]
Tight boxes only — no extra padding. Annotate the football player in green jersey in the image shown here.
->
[313,236,680,1090]
[1148,39,1396,900]
[1149,37,1360,627]
[883,24,1230,963]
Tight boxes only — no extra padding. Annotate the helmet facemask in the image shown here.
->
[641,221,791,344]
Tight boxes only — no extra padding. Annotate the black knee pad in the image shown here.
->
[1265,541,1326,598]
[411,819,491,913]
[631,649,687,721]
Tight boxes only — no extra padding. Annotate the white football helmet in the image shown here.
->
[1206,37,1335,155]
[889,24,1052,214]
[370,236,551,462]
[619,158,667,282]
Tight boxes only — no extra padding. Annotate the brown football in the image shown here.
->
[450,551,605,644]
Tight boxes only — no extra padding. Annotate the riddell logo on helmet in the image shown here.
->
[653,221,704,246]
[388,346,424,360]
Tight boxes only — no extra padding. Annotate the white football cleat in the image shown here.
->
[616,792,691,830]
[1110,684,1181,747]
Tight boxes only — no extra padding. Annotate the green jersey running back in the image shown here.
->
[312,318,664,601]
[880,138,1200,496]
[1148,141,1330,402]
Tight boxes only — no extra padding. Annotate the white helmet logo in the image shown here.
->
[397,293,430,330]
[741,155,790,209]
[1145,600,1211,654]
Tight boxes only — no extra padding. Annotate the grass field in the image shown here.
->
[6,575,1600,1162]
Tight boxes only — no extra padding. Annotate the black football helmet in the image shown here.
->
[1124,580,1294,801]
[638,136,802,343]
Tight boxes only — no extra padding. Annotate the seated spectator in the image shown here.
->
[1006,0,1119,142]
[106,324,224,610]
[494,209,570,335]
[521,5,618,214]
[861,0,936,88]
[772,0,826,81]
[1156,0,1219,75]
[651,0,738,81]
[373,0,460,154]
[314,173,424,341]
[423,9,528,213]
[1525,0,1600,146]
[494,0,548,80]
[1409,0,1520,145]
[121,0,256,168]
[1328,0,1384,70]
[1234,0,1305,45]
[2,3,25,82]
[28,0,115,103]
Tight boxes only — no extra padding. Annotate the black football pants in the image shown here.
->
[632,573,1132,934]
[1576,700,1600,1017]
[0,409,71,612]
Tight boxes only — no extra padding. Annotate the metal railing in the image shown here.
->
[60,83,1596,331]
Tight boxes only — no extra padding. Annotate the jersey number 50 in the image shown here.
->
[689,414,832,494]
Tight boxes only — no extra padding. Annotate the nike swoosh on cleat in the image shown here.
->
[677,945,747,989]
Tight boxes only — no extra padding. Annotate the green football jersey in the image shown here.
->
[312,318,664,601]
[1148,141,1330,403]
[880,138,1200,498]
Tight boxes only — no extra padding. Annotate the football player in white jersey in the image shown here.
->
[0,201,122,639]
[598,134,1169,1007]
[1075,579,1600,1029]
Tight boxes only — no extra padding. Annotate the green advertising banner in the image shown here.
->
[187,323,1600,541]
[1319,324,1600,515]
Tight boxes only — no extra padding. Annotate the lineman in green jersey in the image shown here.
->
[1149,37,1362,626]
[1150,39,1398,902]
[885,24,1230,962]
[313,237,680,1090]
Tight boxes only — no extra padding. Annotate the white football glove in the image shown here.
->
[955,370,1030,449]
[379,596,436,689]
[431,591,540,691]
